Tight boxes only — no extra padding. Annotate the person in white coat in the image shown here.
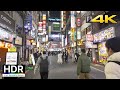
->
[57,52,63,64]
[72,52,75,63]
[105,37,120,79]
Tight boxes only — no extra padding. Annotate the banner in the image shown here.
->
[24,12,32,33]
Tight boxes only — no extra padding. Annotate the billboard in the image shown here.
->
[49,34,61,42]
[93,27,115,43]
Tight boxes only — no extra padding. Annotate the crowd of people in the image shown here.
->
[32,37,120,79]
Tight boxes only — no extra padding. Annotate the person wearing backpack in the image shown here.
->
[105,37,120,79]
[34,51,49,79]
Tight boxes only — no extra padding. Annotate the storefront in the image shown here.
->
[0,41,14,64]
[0,11,15,70]
[93,27,116,64]
[14,36,22,62]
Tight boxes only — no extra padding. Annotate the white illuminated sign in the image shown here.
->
[71,11,76,28]
[49,18,61,22]
[94,27,115,43]
[6,52,17,65]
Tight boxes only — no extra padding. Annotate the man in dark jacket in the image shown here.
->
[77,49,91,79]
[65,50,68,63]
[34,51,50,79]
[33,51,39,63]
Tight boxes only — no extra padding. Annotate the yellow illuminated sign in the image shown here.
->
[8,47,17,52]
[77,40,83,45]
[91,15,117,23]
[71,28,75,32]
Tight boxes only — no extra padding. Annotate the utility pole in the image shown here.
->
[22,11,26,61]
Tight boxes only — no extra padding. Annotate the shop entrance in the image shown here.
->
[0,48,8,70]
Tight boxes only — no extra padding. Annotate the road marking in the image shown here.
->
[90,66,104,73]
[90,74,96,79]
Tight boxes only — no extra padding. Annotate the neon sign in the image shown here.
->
[48,18,61,22]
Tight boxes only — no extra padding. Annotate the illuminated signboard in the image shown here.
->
[53,23,60,31]
[0,11,15,32]
[48,18,61,22]
[0,27,13,42]
[15,36,22,45]
[38,22,42,31]
[93,27,115,43]
[43,14,46,20]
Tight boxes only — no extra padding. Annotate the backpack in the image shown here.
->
[108,61,120,65]
[40,57,49,72]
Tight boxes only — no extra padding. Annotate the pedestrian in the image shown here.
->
[33,51,39,63]
[62,51,65,63]
[75,52,80,63]
[87,50,91,57]
[65,50,68,63]
[77,49,91,79]
[72,51,75,63]
[57,52,63,64]
[105,37,120,79]
[87,50,92,62]
[34,51,50,79]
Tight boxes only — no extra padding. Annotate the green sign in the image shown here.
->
[53,24,60,31]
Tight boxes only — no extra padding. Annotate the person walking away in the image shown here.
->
[77,49,91,79]
[65,50,68,63]
[62,51,65,63]
[34,51,49,79]
[72,52,75,63]
[57,52,63,64]
[33,51,39,63]
[87,50,92,62]
[105,37,120,79]
[75,52,79,63]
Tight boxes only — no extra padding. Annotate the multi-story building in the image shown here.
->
[0,11,16,67]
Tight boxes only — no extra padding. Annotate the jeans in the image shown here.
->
[40,72,48,79]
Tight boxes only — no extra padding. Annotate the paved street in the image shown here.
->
[25,56,106,79]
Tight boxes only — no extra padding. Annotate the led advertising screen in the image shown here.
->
[49,34,62,42]
[52,22,60,32]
